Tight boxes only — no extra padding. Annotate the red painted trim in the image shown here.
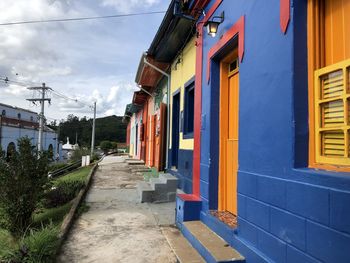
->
[202,0,223,24]
[193,24,203,197]
[192,0,223,198]
[177,193,201,201]
[206,15,245,83]
[280,0,290,33]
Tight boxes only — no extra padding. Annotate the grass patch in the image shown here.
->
[44,166,92,208]
[20,223,59,263]
[0,228,18,259]
[33,202,72,227]
[0,165,94,262]
[54,166,92,185]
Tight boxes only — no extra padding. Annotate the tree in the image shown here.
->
[0,137,49,235]
[100,141,112,154]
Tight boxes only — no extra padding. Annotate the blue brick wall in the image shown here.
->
[236,172,350,263]
[168,149,193,194]
[194,0,350,262]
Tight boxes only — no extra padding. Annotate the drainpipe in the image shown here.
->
[143,54,171,170]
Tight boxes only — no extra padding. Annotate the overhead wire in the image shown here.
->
[0,76,93,110]
[0,11,166,26]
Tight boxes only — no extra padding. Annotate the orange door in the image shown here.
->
[219,56,239,215]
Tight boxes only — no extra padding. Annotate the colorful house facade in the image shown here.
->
[125,0,350,262]
[175,0,350,262]
[167,36,196,193]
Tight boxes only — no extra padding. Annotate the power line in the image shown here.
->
[0,76,41,87]
[0,11,166,26]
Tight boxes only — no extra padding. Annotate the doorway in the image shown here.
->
[218,52,240,215]
[172,92,180,168]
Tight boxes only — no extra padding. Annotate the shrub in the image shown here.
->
[70,148,90,162]
[19,223,59,263]
[0,137,49,235]
[91,152,100,162]
[0,229,18,260]
[43,167,90,208]
[44,180,85,208]
[100,140,112,154]
[111,142,118,150]
[48,162,67,173]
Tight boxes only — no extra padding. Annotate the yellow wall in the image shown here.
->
[169,37,196,150]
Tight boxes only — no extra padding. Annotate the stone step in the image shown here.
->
[159,173,178,189]
[137,174,178,203]
[162,227,205,263]
[137,181,154,203]
[131,168,151,173]
[126,160,145,165]
[182,221,245,263]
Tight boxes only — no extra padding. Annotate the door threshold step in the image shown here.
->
[162,226,205,263]
[182,221,245,262]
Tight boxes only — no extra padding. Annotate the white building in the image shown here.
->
[0,103,60,159]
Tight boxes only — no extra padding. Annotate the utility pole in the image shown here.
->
[90,101,96,157]
[27,83,51,152]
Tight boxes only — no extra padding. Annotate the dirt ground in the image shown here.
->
[57,156,177,263]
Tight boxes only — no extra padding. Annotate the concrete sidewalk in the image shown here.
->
[57,156,177,263]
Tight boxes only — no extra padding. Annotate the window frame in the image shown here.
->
[308,0,350,171]
[183,77,195,139]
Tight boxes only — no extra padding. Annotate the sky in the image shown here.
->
[0,0,171,122]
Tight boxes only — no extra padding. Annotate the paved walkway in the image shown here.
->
[58,156,177,263]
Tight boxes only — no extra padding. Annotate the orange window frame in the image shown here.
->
[308,0,350,172]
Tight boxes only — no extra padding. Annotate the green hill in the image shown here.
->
[52,114,127,147]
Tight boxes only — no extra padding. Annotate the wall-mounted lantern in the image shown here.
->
[204,11,225,37]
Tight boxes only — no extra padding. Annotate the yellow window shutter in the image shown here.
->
[315,59,350,166]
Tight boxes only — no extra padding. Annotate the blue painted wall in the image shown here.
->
[198,0,350,262]
[168,148,193,194]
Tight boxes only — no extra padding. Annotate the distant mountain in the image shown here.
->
[53,114,126,147]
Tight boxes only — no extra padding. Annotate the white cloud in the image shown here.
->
[0,0,169,121]
[100,0,161,13]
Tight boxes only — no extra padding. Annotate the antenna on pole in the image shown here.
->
[27,83,51,152]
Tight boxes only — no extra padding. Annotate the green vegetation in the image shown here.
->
[44,166,91,208]
[143,167,160,182]
[48,162,68,173]
[100,140,112,153]
[49,114,127,147]
[33,203,72,227]
[70,148,91,162]
[0,137,49,235]
[20,224,60,263]
[0,143,93,263]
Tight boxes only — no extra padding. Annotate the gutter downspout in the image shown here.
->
[143,54,171,170]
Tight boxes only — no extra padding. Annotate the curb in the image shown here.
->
[56,161,99,251]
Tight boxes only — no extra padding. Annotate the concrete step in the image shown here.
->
[162,227,205,263]
[182,221,245,263]
[126,160,145,165]
[137,181,154,203]
[159,173,178,189]
[137,174,178,203]
[131,168,151,173]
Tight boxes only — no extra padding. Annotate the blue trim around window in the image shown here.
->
[183,76,195,139]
